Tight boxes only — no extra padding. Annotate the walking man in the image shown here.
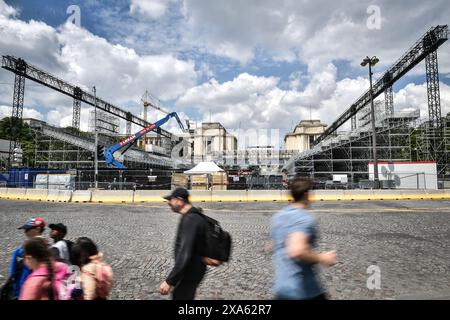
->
[159,188,207,300]
[270,177,337,300]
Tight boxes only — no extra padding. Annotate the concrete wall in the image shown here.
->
[1,189,450,203]
[91,190,134,203]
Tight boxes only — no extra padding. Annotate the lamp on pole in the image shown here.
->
[361,56,380,188]
[93,86,98,189]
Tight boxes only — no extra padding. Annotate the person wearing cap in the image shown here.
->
[49,223,70,265]
[159,187,207,300]
[7,217,46,299]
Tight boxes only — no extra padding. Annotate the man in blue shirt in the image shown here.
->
[270,177,337,300]
[9,217,46,299]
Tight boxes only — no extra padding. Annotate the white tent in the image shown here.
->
[184,162,224,174]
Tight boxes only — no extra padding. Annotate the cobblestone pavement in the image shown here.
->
[0,199,449,300]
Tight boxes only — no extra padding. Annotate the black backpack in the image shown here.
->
[194,209,232,265]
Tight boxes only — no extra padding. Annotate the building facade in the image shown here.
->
[284,120,327,152]
[192,122,237,163]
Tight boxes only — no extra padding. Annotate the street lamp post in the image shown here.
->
[93,86,98,189]
[361,56,380,188]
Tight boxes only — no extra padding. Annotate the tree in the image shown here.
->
[0,117,36,167]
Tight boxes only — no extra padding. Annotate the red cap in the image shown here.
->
[18,217,46,230]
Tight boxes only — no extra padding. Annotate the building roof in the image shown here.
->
[283,119,327,141]
[295,120,327,127]
[201,122,226,130]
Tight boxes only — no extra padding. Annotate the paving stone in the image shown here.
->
[0,199,448,300]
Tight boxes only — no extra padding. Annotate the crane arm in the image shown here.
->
[142,94,187,133]
[103,112,180,169]
[173,113,186,132]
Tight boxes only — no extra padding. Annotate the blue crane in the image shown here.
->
[102,112,184,169]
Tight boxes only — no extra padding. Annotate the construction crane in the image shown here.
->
[141,90,187,133]
[102,112,184,169]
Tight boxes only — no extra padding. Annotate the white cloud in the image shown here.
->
[318,77,370,130]
[57,23,197,102]
[0,105,44,120]
[0,2,198,129]
[177,0,450,140]
[181,0,450,73]
[0,0,15,18]
[182,0,303,65]
[0,10,63,71]
[47,108,72,128]
[177,72,326,137]
[1,0,449,141]
[394,82,450,119]
[130,0,174,19]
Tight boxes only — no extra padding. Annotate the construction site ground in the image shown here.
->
[0,199,449,300]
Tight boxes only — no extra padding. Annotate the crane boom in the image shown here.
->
[141,91,187,132]
[103,112,182,169]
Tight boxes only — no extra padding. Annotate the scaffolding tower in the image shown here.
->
[288,110,420,184]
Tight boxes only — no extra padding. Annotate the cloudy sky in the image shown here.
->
[0,0,449,148]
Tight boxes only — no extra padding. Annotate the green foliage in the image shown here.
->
[0,117,36,167]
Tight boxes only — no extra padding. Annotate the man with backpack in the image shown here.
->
[159,187,230,300]
[1,217,46,300]
[49,223,73,265]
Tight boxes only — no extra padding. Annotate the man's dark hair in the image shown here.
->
[290,176,313,202]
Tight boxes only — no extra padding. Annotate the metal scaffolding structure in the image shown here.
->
[414,114,450,166]
[284,25,449,181]
[1,55,194,170]
[8,58,26,167]
[88,109,120,135]
[1,55,181,140]
[284,110,421,184]
[384,86,394,116]
[314,25,448,145]
[28,119,183,170]
[72,87,82,129]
